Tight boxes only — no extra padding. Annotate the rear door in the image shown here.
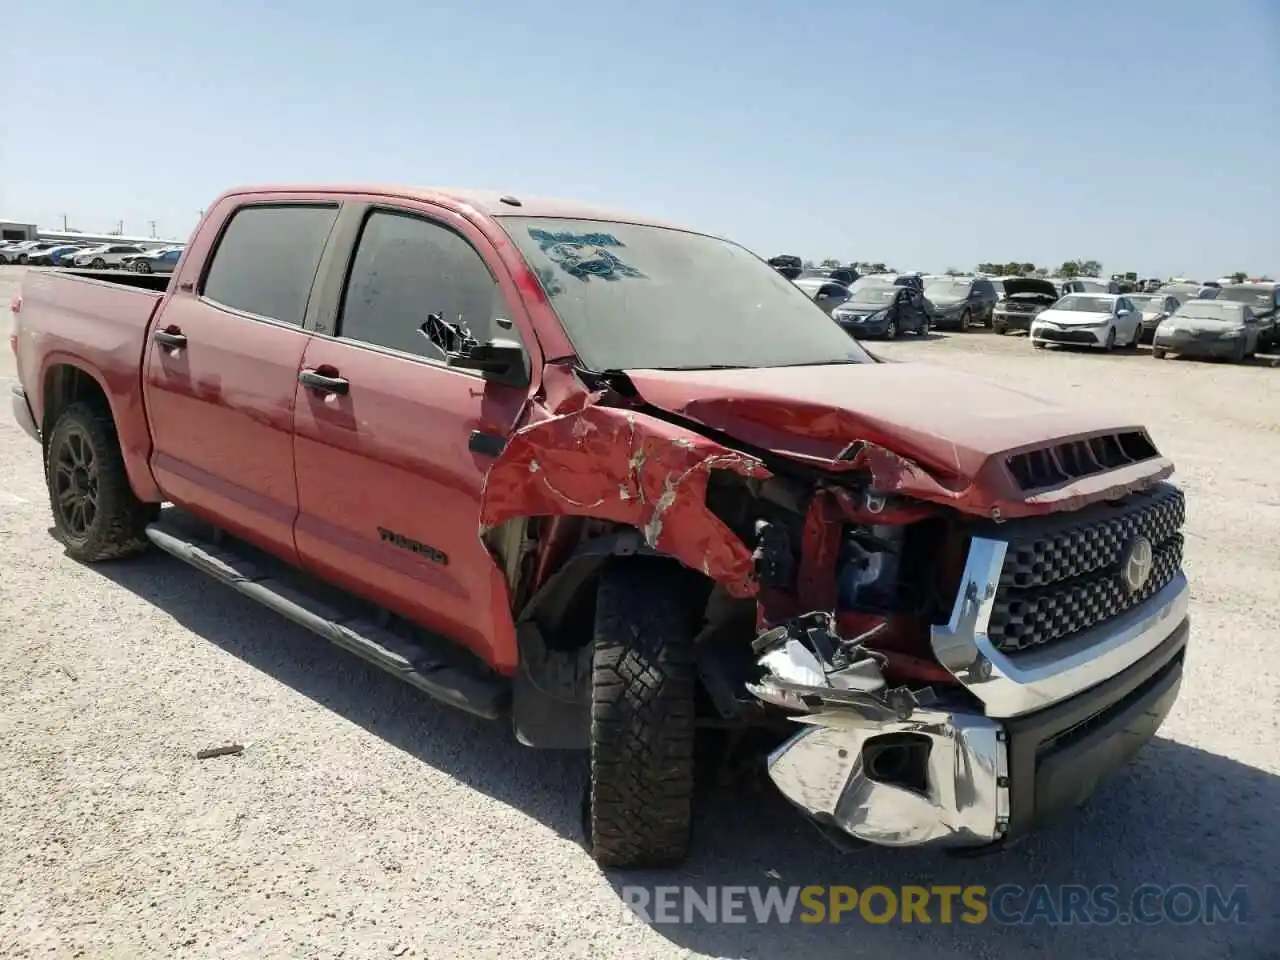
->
[143,198,340,563]
[291,200,537,671]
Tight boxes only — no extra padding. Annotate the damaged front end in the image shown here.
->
[479,360,1187,854]
[748,612,1008,850]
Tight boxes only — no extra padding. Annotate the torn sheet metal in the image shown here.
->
[479,402,772,596]
[746,612,928,721]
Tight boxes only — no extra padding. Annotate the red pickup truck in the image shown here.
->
[9,185,1190,867]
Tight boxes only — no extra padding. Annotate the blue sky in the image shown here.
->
[2,0,1276,278]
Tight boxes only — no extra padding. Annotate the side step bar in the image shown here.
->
[144,521,510,720]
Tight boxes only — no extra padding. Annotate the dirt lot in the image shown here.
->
[1,265,1277,959]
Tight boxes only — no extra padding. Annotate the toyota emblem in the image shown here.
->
[1121,535,1154,594]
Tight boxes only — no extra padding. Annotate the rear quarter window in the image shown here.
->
[201,203,340,326]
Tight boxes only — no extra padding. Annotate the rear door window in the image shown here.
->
[202,204,340,326]
[337,209,516,362]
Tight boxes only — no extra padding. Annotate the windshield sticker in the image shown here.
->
[529,228,645,283]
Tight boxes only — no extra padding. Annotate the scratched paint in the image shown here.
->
[479,403,771,596]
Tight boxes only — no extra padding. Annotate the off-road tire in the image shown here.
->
[45,402,156,562]
[586,558,697,869]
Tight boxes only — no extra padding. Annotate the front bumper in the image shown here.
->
[1154,332,1244,358]
[992,310,1036,331]
[10,384,40,442]
[1030,324,1108,347]
[834,316,891,339]
[764,535,1190,850]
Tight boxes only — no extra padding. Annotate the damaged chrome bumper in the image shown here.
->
[766,706,1009,848]
[753,535,1191,851]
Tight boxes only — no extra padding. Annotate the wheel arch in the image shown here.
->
[39,360,161,502]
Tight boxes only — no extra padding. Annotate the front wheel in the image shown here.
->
[90,257,106,269]
[586,558,697,868]
[135,260,152,274]
[884,320,899,340]
[1104,328,1117,351]
[1152,347,1167,360]
[993,322,1007,335]
[45,403,157,562]
[959,309,972,332]
[1033,341,1046,350]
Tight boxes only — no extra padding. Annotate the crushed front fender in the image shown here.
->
[479,402,772,596]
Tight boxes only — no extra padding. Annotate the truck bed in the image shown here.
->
[13,268,169,493]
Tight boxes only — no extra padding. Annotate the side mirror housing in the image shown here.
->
[446,337,530,388]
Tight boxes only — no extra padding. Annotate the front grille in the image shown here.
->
[985,484,1185,653]
[1036,328,1097,344]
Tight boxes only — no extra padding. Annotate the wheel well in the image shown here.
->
[42,365,111,442]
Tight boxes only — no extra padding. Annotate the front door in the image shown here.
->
[292,202,535,671]
[143,200,341,562]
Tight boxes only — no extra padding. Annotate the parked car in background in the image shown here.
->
[1152,300,1260,362]
[1159,282,1219,306]
[991,277,1061,334]
[793,277,853,315]
[0,241,53,265]
[831,276,930,338]
[129,248,183,275]
[26,244,84,266]
[8,241,70,265]
[1214,282,1278,350]
[1030,293,1143,350]
[1061,277,1120,295]
[922,275,999,330]
[767,254,803,280]
[1124,293,1181,343]
[71,243,147,269]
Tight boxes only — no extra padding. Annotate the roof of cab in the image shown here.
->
[218,184,690,231]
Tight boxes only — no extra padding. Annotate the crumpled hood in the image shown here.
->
[623,362,1173,516]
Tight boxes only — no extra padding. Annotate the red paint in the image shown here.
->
[480,403,770,597]
[623,364,1174,519]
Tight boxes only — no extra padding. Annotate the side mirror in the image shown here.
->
[446,337,530,388]
[420,313,530,388]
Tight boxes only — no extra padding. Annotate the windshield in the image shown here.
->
[847,278,900,303]
[499,218,872,370]
[1053,295,1114,313]
[1175,302,1244,323]
[923,278,971,299]
[1216,286,1275,310]
[1127,295,1161,310]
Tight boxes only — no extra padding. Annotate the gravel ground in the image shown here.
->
[1,265,1277,959]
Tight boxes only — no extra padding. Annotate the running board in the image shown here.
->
[144,519,510,720]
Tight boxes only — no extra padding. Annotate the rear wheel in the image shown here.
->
[586,558,697,868]
[45,402,156,562]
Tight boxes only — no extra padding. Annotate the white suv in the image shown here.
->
[71,244,146,269]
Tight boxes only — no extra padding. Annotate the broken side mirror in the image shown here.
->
[420,314,530,389]
[446,337,529,388]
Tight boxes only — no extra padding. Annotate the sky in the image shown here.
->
[1,0,1277,279]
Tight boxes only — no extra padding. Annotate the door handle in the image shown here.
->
[299,369,350,395]
[153,329,187,348]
